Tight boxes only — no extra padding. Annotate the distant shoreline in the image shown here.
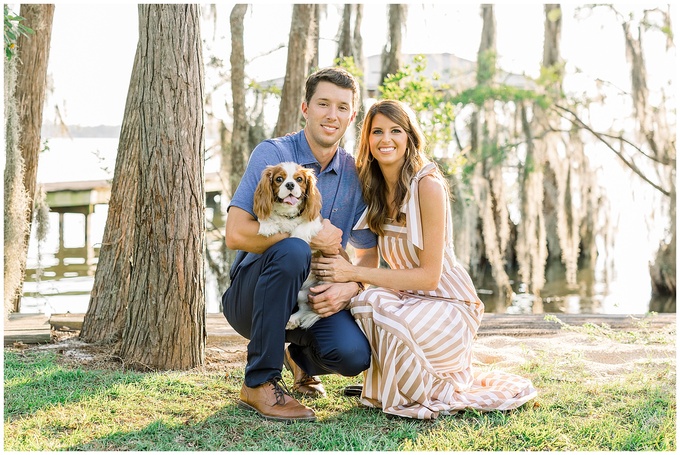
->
[41,124,121,139]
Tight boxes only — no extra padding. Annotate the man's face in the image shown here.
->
[302,81,357,151]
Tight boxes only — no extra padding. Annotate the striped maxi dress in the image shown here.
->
[350,163,537,419]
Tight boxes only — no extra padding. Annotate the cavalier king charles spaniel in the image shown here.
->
[253,161,323,330]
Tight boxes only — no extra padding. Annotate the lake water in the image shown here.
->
[20,137,675,316]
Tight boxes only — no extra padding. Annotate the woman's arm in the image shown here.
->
[316,175,447,291]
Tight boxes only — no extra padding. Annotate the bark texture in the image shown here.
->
[517,103,547,296]
[4,53,29,319]
[81,42,143,343]
[380,4,406,84]
[470,5,512,306]
[117,4,206,370]
[274,4,317,137]
[10,4,55,312]
[228,4,249,197]
[336,3,366,138]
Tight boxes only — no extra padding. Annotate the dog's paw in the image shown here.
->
[286,313,301,330]
[290,229,312,243]
[298,312,321,330]
[258,224,278,237]
[291,219,322,244]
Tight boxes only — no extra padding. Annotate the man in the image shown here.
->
[222,67,379,422]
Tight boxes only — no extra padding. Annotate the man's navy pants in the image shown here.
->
[222,237,371,387]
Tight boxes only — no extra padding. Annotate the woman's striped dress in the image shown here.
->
[350,163,537,419]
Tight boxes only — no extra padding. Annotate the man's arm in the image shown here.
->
[225,206,288,254]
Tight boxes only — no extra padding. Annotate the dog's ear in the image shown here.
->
[300,168,322,222]
[253,166,274,219]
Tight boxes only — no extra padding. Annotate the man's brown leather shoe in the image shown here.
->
[283,348,327,398]
[238,378,316,422]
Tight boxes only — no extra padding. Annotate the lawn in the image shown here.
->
[3,319,676,451]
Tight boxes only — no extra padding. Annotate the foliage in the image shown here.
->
[334,55,364,83]
[3,5,33,61]
[376,54,550,179]
[537,62,566,95]
[451,85,550,109]
[379,55,458,158]
[248,79,281,98]
[476,49,497,84]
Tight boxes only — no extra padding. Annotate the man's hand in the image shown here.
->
[307,282,359,318]
[309,219,342,256]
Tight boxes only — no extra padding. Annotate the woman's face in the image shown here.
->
[368,113,408,169]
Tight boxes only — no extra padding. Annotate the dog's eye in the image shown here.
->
[275,176,284,183]
[296,177,304,183]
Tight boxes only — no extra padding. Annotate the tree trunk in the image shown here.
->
[10,4,55,312]
[539,4,570,275]
[336,4,366,140]
[380,4,406,85]
[352,5,364,67]
[308,5,321,73]
[618,10,676,297]
[81,41,142,343]
[216,3,250,291]
[337,4,353,59]
[517,103,547,297]
[352,4,366,140]
[4,50,29,320]
[118,4,205,370]
[542,5,597,289]
[274,4,316,137]
[515,5,563,298]
[229,4,249,197]
[470,4,512,306]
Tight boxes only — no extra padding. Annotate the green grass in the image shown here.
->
[4,329,676,451]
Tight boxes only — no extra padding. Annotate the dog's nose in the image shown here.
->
[285,182,295,191]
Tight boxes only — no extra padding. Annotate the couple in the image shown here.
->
[222,66,537,421]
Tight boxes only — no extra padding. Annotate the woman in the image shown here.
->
[313,99,537,419]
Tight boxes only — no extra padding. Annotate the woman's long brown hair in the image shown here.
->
[356,99,434,236]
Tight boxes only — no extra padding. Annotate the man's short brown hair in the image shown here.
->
[305,67,360,111]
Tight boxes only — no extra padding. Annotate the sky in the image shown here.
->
[36,2,675,128]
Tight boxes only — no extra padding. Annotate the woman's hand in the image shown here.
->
[311,254,356,283]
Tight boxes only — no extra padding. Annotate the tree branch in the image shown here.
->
[553,103,670,197]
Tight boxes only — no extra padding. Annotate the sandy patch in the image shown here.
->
[473,328,676,383]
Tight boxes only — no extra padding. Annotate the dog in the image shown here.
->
[253,161,323,330]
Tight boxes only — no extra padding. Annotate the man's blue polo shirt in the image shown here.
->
[228,130,377,273]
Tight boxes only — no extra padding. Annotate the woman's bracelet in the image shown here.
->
[355,281,365,295]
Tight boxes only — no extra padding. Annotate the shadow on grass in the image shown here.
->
[3,350,143,420]
[61,401,436,451]
[4,350,530,451]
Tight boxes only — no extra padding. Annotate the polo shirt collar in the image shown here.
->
[295,130,341,175]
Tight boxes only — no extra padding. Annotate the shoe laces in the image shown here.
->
[267,378,292,406]
[297,373,321,386]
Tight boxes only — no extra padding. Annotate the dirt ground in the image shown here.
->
[10,331,248,373]
[9,320,676,384]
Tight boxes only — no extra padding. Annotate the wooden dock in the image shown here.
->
[4,312,676,346]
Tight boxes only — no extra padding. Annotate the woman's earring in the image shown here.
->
[367,154,374,163]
